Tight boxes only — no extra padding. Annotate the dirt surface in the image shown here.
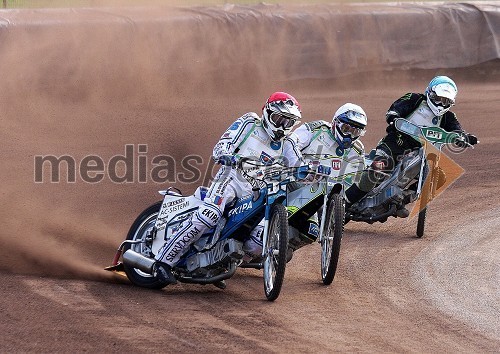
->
[1,4,499,353]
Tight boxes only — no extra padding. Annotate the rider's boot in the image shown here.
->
[395,205,410,218]
[152,262,177,285]
[213,280,227,289]
[345,183,367,209]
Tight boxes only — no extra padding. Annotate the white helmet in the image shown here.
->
[425,76,457,116]
[332,103,367,149]
[262,92,302,141]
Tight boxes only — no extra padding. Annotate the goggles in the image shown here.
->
[429,92,455,108]
[336,120,365,138]
[269,112,297,129]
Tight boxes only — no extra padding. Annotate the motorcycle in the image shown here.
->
[346,118,474,237]
[105,162,308,301]
[284,156,363,285]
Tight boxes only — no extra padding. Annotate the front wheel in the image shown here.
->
[321,192,345,285]
[123,201,170,289]
[416,207,427,238]
[263,203,289,301]
[416,157,438,238]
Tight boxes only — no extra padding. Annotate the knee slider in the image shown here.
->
[196,202,222,228]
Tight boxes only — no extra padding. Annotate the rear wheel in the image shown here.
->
[321,192,345,285]
[123,201,170,289]
[263,204,289,301]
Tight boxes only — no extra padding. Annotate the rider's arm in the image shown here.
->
[440,111,463,132]
[212,113,258,162]
[386,93,423,124]
[346,140,365,171]
[290,123,313,151]
[282,136,304,167]
[440,111,478,145]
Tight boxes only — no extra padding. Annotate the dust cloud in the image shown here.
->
[0,4,497,281]
[0,6,293,280]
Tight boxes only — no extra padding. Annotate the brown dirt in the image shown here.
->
[0,5,499,353]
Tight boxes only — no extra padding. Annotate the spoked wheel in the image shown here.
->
[321,192,345,285]
[416,207,427,238]
[123,201,170,289]
[263,203,289,301]
[416,157,437,238]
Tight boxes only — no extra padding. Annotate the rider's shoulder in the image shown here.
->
[442,110,457,119]
[238,112,260,123]
[230,112,261,130]
[304,120,331,131]
[398,92,421,100]
[396,92,423,104]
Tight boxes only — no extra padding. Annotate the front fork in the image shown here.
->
[260,184,287,259]
[318,192,329,244]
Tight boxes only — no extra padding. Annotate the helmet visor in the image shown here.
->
[430,92,455,108]
[269,112,297,129]
[337,121,365,138]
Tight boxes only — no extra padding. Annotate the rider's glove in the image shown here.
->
[466,133,478,145]
[218,154,241,167]
[293,165,310,180]
[452,137,468,148]
[386,112,400,125]
[302,162,331,183]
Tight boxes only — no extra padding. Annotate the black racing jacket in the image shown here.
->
[385,93,463,134]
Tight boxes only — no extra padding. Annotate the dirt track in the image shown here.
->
[1,4,499,353]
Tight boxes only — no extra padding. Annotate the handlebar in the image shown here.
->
[394,118,475,150]
[238,159,307,187]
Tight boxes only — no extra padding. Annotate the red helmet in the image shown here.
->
[262,92,302,141]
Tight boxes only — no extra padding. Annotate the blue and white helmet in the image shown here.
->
[332,103,367,149]
[425,76,457,116]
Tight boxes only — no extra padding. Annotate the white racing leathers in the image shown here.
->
[155,113,302,266]
[292,120,365,171]
[287,120,365,250]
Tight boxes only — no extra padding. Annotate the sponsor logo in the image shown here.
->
[213,196,223,205]
[229,121,241,130]
[160,199,189,217]
[331,159,342,171]
[318,165,331,175]
[228,201,253,217]
[270,141,282,150]
[245,148,260,158]
[222,132,231,139]
[165,226,200,262]
[215,176,233,194]
[165,201,189,214]
[426,130,443,140]
[308,222,319,237]
[166,198,186,208]
[260,151,275,165]
[201,208,219,223]
[252,130,268,144]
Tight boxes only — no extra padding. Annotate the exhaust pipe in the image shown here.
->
[123,250,155,274]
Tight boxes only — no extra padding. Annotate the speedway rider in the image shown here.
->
[152,92,304,284]
[287,103,367,254]
[344,76,478,211]
[242,103,368,262]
